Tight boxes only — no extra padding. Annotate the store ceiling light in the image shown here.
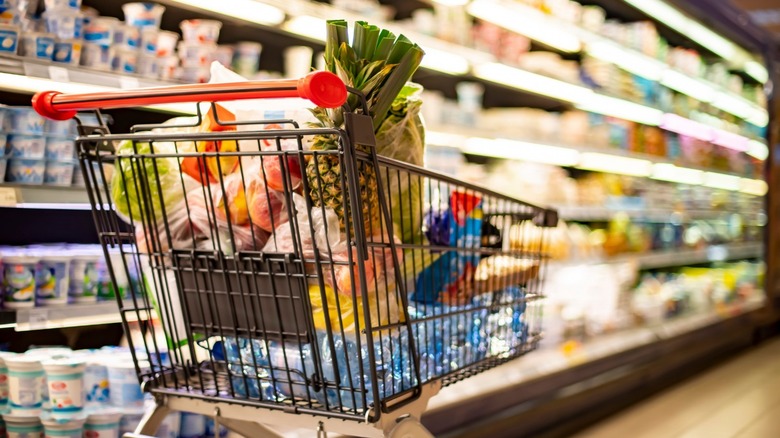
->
[623,0,736,60]
[703,172,741,191]
[467,0,582,53]
[462,137,581,167]
[420,47,470,75]
[741,178,768,196]
[660,70,715,103]
[577,152,652,177]
[167,0,285,26]
[283,15,327,42]
[575,94,664,126]
[651,163,704,185]
[473,62,592,103]
[744,61,769,84]
[747,140,769,161]
[586,41,664,81]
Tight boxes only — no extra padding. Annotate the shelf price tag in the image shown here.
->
[48,66,70,83]
[28,309,48,330]
[119,76,140,89]
[0,187,18,206]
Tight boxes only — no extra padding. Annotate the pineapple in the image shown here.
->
[306,20,424,233]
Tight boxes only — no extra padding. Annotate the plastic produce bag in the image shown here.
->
[111,139,197,224]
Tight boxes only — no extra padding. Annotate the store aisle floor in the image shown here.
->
[576,337,780,438]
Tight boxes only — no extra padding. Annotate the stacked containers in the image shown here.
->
[43,0,83,65]
[0,0,22,59]
[178,19,222,83]
[117,2,166,75]
[43,118,77,186]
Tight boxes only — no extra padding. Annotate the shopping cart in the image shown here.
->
[33,72,557,437]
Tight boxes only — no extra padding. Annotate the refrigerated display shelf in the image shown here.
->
[608,241,763,269]
[0,301,150,331]
[556,205,765,223]
[0,184,90,207]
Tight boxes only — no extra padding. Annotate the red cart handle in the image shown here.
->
[32,71,348,120]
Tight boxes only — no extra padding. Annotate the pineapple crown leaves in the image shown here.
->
[309,19,425,137]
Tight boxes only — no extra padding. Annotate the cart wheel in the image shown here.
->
[387,416,435,438]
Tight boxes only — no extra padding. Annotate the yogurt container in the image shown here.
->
[82,359,109,407]
[68,252,99,303]
[97,250,129,300]
[2,253,37,309]
[0,8,19,26]
[0,351,18,407]
[80,42,113,71]
[0,24,19,53]
[42,359,85,413]
[156,56,179,81]
[7,134,46,158]
[44,10,82,40]
[105,360,143,408]
[177,41,215,67]
[44,0,82,10]
[7,107,45,135]
[82,16,117,45]
[233,41,263,78]
[6,158,45,184]
[24,348,72,359]
[3,413,44,438]
[122,3,165,29]
[180,66,209,84]
[44,119,75,138]
[139,27,157,55]
[155,30,178,57]
[19,32,54,59]
[44,160,75,186]
[84,410,122,438]
[44,137,75,160]
[113,24,139,49]
[41,416,85,438]
[180,19,221,44]
[212,45,234,68]
[52,39,82,65]
[136,53,157,78]
[5,356,45,412]
[111,47,138,74]
[33,253,70,305]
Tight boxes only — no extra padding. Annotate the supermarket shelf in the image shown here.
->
[0,301,150,331]
[608,242,763,269]
[424,298,765,435]
[0,184,90,207]
[556,205,763,222]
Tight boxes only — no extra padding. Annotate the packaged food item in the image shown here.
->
[179,66,209,83]
[177,41,215,67]
[6,158,45,184]
[68,249,99,303]
[233,41,261,78]
[43,9,82,40]
[82,16,117,45]
[19,31,54,59]
[3,413,44,438]
[44,118,75,137]
[474,255,539,293]
[84,410,122,438]
[41,416,85,438]
[111,47,137,73]
[212,44,234,68]
[42,359,85,413]
[155,30,178,57]
[7,134,46,158]
[82,359,109,408]
[80,42,113,71]
[156,55,178,80]
[45,136,75,159]
[105,360,144,408]
[96,249,129,300]
[0,351,16,406]
[44,160,75,185]
[136,53,157,77]
[7,107,45,134]
[122,2,165,29]
[113,24,139,49]
[180,19,221,43]
[0,23,19,53]
[139,27,157,55]
[4,355,45,412]
[52,39,82,65]
[34,252,70,305]
[44,0,82,10]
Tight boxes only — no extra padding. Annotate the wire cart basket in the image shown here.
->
[33,72,558,438]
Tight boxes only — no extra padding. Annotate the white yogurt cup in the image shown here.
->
[180,19,221,44]
[233,41,261,78]
[42,359,85,413]
[68,252,99,303]
[82,16,118,46]
[34,253,71,306]
[212,45,234,68]
[3,413,44,438]
[105,360,143,408]
[80,42,113,71]
[52,39,82,65]
[2,253,38,309]
[113,24,139,49]
[84,410,122,438]
[0,351,18,407]
[5,356,45,413]
[44,136,75,160]
[122,2,165,29]
[41,416,85,438]
[7,134,46,158]
[177,41,215,67]
[156,56,179,80]
[82,359,109,408]
[155,30,178,57]
[111,47,138,74]
[19,32,55,59]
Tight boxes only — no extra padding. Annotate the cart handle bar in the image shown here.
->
[32,71,348,121]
